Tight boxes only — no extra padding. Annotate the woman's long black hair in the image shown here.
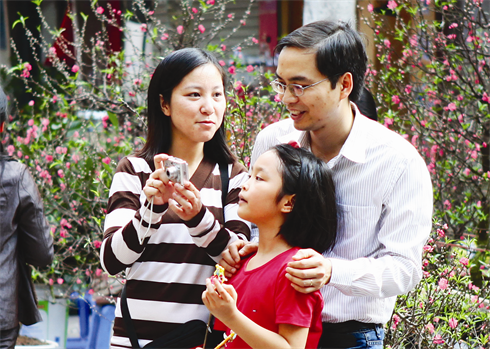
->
[273,144,338,253]
[135,48,235,168]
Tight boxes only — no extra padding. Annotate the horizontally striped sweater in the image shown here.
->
[100,156,251,348]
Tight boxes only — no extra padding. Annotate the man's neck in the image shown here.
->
[309,103,355,163]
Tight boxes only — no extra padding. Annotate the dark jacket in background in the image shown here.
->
[0,156,53,330]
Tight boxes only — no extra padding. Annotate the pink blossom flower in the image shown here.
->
[28,100,35,106]
[76,279,82,284]
[423,245,434,252]
[252,37,259,44]
[228,13,234,18]
[140,24,147,32]
[218,60,225,66]
[246,65,254,73]
[405,85,412,94]
[96,7,104,14]
[221,44,226,51]
[58,169,64,178]
[447,102,456,111]
[482,92,489,102]
[7,145,14,156]
[384,38,391,48]
[96,268,102,277]
[71,64,79,73]
[207,0,215,4]
[102,157,111,165]
[228,66,236,75]
[88,289,94,295]
[148,11,154,15]
[128,91,136,97]
[134,78,142,85]
[198,24,205,34]
[463,168,471,176]
[391,314,401,330]
[391,95,400,104]
[46,155,53,162]
[433,334,444,344]
[426,323,435,333]
[460,257,469,266]
[449,23,458,29]
[192,7,198,14]
[368,3,374,12]
[387,0,398,10]
[28,119,34,126]
[94,240,102,249]
[274,94,282,102]
[161,33,169,40]
[448,318,458,329]
[49,279,54,286]
[24,63,32,71]
[177,25,184,34]
[438,278,448,290]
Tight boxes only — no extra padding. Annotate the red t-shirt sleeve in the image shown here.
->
[274,264,323,328]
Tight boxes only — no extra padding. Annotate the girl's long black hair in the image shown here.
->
[135,48,234,168]
[273,144,338,253]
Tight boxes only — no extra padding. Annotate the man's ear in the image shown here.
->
[280,194,296,213]
[338,72,353,101]
[0,121,4,133]
[160,94,170,116]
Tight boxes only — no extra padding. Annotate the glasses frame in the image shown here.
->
[270,78,329,97]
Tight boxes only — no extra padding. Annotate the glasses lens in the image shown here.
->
[291,85,304,97]
[271,81,285,94]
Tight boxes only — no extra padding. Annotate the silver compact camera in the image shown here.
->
[163,156,189,185]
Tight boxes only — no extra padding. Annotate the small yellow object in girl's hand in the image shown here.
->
[211,264,227,284]
[214,331,236,349]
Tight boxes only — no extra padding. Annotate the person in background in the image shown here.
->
[100,48,251,349]
[0,86,54,349]
[221,20,433,349]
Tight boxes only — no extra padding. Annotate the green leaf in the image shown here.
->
[12,14,29,29]
[31,0,43,6]
[107,111,119,128]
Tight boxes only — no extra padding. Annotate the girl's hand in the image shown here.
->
[143,154,175,205]
[168,181,202,221]
[202,278,238,323]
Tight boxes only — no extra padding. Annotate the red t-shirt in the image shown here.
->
[215,247,323,348]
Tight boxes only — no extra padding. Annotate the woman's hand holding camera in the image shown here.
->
[143,154,202,220]
[143,154,175,205]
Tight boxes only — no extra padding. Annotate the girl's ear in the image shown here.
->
[338,72,353,101]
[280,194,295,213]
[160,94,170,116]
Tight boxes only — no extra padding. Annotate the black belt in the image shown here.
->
[322,320,380,333]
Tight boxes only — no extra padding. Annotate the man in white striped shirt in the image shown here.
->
[222,20,433,348]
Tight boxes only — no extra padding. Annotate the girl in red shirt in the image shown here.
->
[202,143,338,349]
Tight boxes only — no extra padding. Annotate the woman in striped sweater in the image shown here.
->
[100,48,251,349]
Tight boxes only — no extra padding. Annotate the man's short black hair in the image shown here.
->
[275,20,368,103]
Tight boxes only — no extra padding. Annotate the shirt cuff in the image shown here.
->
[328,258,354,289]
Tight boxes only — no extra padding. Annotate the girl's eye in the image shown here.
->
[255,175,263,181]
[189,92,200,97]
[214,92,223,98]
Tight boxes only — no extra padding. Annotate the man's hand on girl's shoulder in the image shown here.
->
[285,248,332,294]
[219,240,258,278]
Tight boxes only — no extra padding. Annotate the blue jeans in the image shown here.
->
[318,322,384,349]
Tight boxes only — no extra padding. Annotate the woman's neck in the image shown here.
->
[168,139,204,177]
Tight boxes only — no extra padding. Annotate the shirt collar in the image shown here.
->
[277,102,369,164]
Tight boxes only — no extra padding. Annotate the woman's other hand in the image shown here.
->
[219,241,258,278]
[169,181,202,221]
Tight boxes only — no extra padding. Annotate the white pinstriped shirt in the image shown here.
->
[251,103,433,324]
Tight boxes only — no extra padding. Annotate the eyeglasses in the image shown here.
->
[270,78,329,97]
